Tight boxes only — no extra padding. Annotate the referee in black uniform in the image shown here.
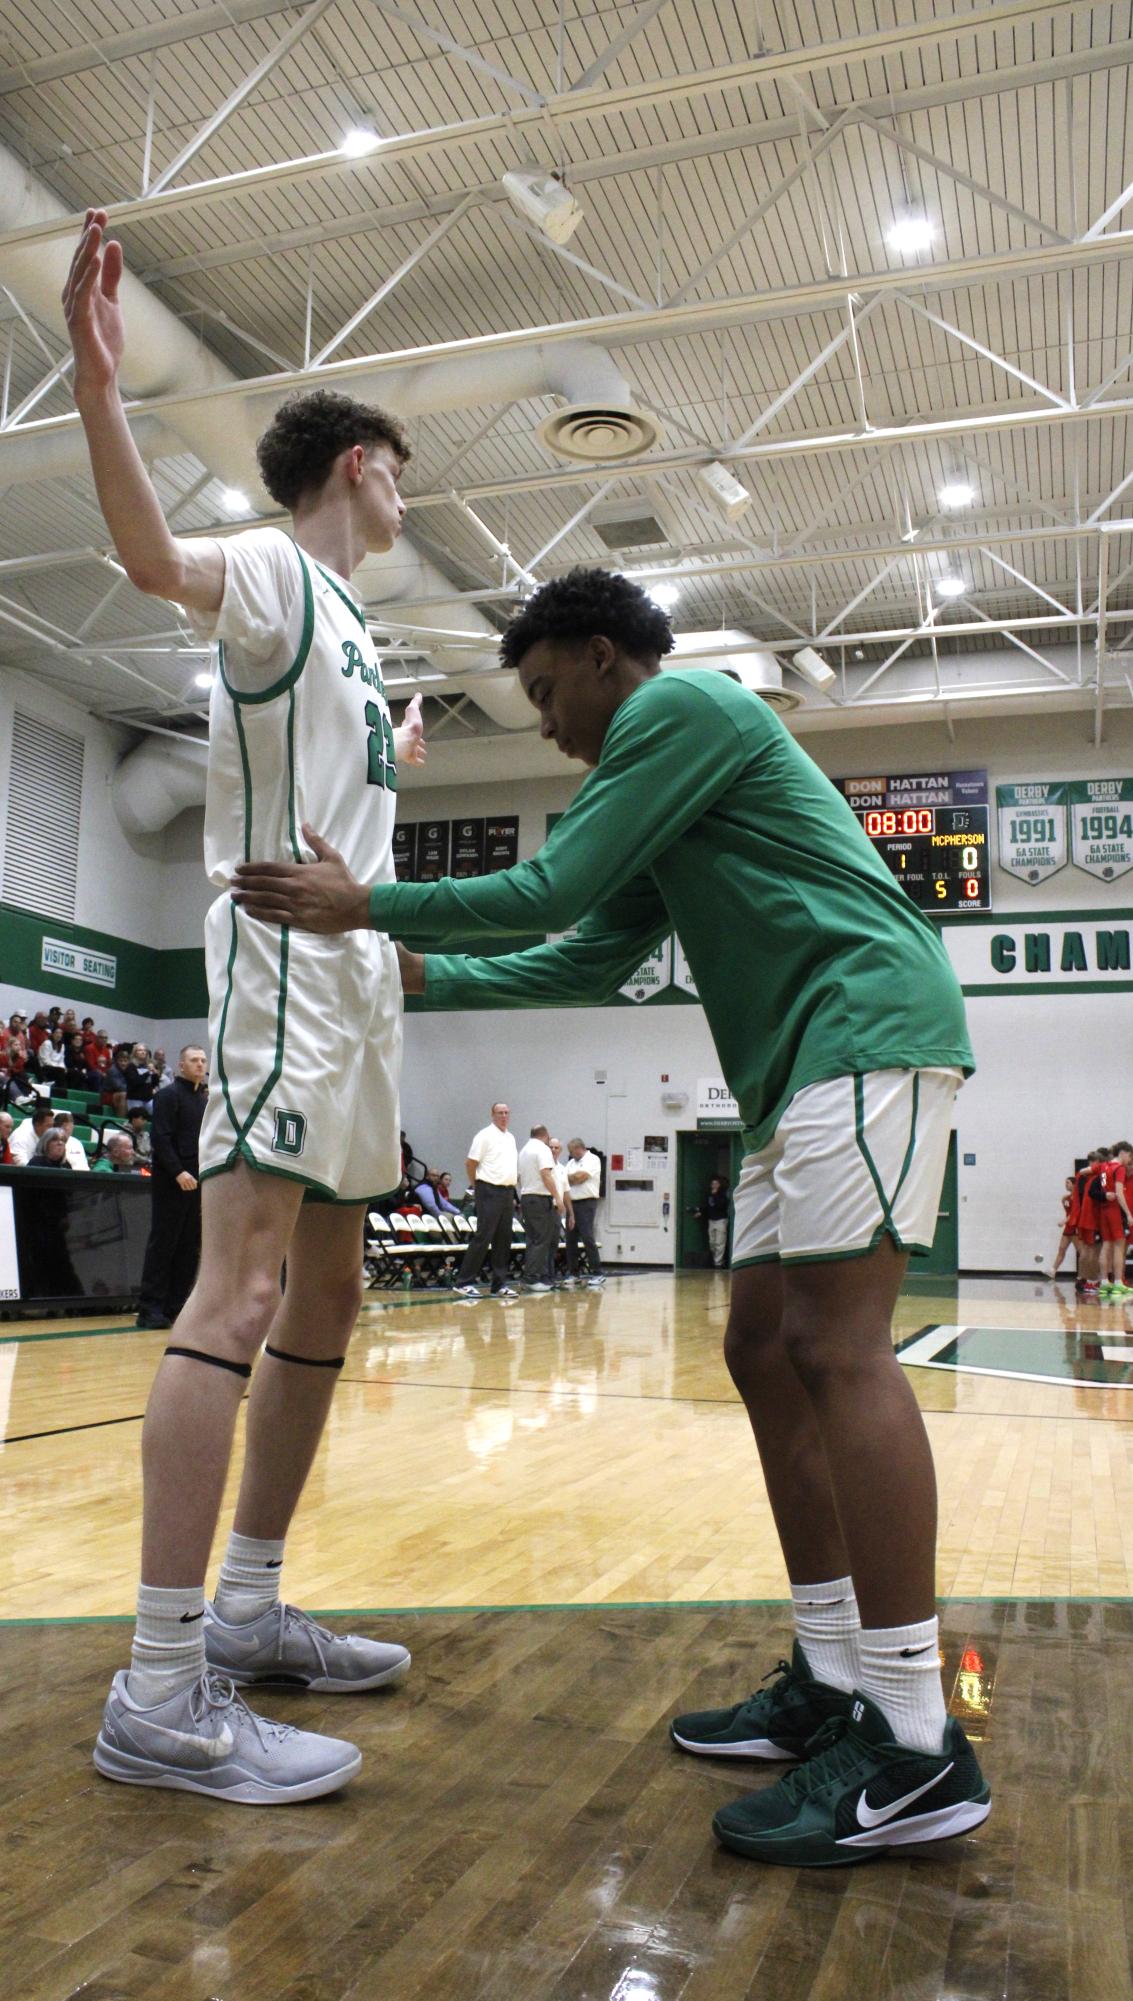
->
[135,1045,208,1330]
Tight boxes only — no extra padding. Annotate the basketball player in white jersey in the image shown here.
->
[65,209,419,1802]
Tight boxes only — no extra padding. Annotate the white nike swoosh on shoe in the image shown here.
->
[132,1718,236,1760]
[855,1761,954,1828]
[208,1624,269,1655]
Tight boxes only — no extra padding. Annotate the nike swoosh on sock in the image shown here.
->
[178,1609,205,1624]
[899,1644,934,1656]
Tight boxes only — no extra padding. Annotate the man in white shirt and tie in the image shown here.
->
[455,1102,519,1298]
[565,1138,605,1287]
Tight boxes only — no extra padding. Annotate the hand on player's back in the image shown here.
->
[63,209,125,392]
[231,826,372,933]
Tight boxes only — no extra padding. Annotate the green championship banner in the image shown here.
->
[995,782,1067,884]
[1068,779,1133,882]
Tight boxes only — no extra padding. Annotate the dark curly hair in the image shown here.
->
[255,389,412,510]
[499,567,676,670]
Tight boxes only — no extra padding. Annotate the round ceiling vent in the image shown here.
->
[537,404,661,462]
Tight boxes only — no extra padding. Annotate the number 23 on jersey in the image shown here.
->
[365,701,397,791]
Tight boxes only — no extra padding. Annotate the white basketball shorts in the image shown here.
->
[731,1068,962,1267]
[199,896,402,1203]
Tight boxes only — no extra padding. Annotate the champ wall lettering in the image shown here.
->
[943,913,1133,992]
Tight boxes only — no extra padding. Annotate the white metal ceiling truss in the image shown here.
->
[0,0,1131,740]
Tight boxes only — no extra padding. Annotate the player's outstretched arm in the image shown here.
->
[64,209,224,614]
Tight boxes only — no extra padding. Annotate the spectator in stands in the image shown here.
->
[27,1012,50,1062]
[5,1014,30,1099]
[565,1138,604,1286]
[152,1046,175,1089]
[127,1107,153,1162]
[29,1126,71,1170]
[35,1026,68,1093]
[84,1024,111,1079]
[10,1103,54,1165]
[455,1101,519,1299]
[64,1030,92,1091]
[125,1042,157,1113]
[414,1167,460,1216]
[94,1131,140,1174]
[0,1110,12,1163]
[54,1110,89,1172]
[104,1043,131,1117]
[136,1045,208,1330]
[60,1008,78,1038]
[516,1123,563,1295]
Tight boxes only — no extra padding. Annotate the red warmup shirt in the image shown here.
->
[1076,1164,1100,1234]
[27,1022,48,1056]
[85,1041,111,1077]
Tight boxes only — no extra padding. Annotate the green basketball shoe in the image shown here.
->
[712,1689,991,1866]
[669,1641,854,1761]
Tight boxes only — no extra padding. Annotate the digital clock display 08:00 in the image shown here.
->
[854,804,992,912]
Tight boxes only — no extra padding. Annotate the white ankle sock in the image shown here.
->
[213,1531,286,1624]
[858,1615,948,1754]
[128,1583,206,1706]
[790,1576,860,1693]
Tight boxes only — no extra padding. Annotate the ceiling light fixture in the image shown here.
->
[935,574,966,597]
[194,671,214,689]
[791,646,837,692]
[886,212,936,255]
[501,167,584,245]
[219,487,252,516]
[696,459,752,521]
[646,581,681,611]
[938,481,975,509]
[341,125,382,157]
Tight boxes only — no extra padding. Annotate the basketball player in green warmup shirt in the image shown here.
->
[233,568,991,1867]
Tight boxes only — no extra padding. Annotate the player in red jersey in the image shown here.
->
[1097,1142,1133,1296]
[1047,1175,1078,1279]
[1074,1152,1103,1296]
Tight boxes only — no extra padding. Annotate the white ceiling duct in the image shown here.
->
[668,634,804,712]
[109,733,209,838]
[0,147,670,823]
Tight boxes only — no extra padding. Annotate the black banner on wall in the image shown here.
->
[451,818,486,877]
[392,815,518,881]
[392,824,417,881]
[416,822,451,881]
[485,818,519,871]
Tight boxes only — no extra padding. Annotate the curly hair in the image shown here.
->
[499,567,676,670]
[255,390,412,510]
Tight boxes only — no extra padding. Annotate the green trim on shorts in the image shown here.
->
[200,1152,335,1201]
[853,1074,893,1227]
[780,1226,929,1265]
[217,544,315,705]
[215,903,242,1144]
[731,1252,781,1269]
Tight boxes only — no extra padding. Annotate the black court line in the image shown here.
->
[4,1411,145,1445]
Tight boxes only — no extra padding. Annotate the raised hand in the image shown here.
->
[394,689,427,767]
[62,208,125,392]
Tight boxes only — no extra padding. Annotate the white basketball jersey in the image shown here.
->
[203,532,397,890]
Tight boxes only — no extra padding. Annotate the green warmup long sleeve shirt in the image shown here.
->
[368,669,974,1152]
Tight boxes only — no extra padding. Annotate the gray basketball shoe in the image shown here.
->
[93,1669,361,1803]
[205,1601,411,1692]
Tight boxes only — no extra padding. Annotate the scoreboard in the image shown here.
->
[833,771,992,913]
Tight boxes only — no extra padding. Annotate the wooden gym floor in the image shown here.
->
[3,1270,1133,1999]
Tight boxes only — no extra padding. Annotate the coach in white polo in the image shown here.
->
[455,1101,519,1298]
[565,1137,604,1284]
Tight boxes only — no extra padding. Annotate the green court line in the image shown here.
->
[0,1323,139,1346]
[3,1593,1132,1626]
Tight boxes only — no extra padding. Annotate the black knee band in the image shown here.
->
[165,1344,252,1380]
[263,1343,345,1371]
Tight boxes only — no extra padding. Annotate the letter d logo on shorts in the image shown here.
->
[272,1109,307,1157]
